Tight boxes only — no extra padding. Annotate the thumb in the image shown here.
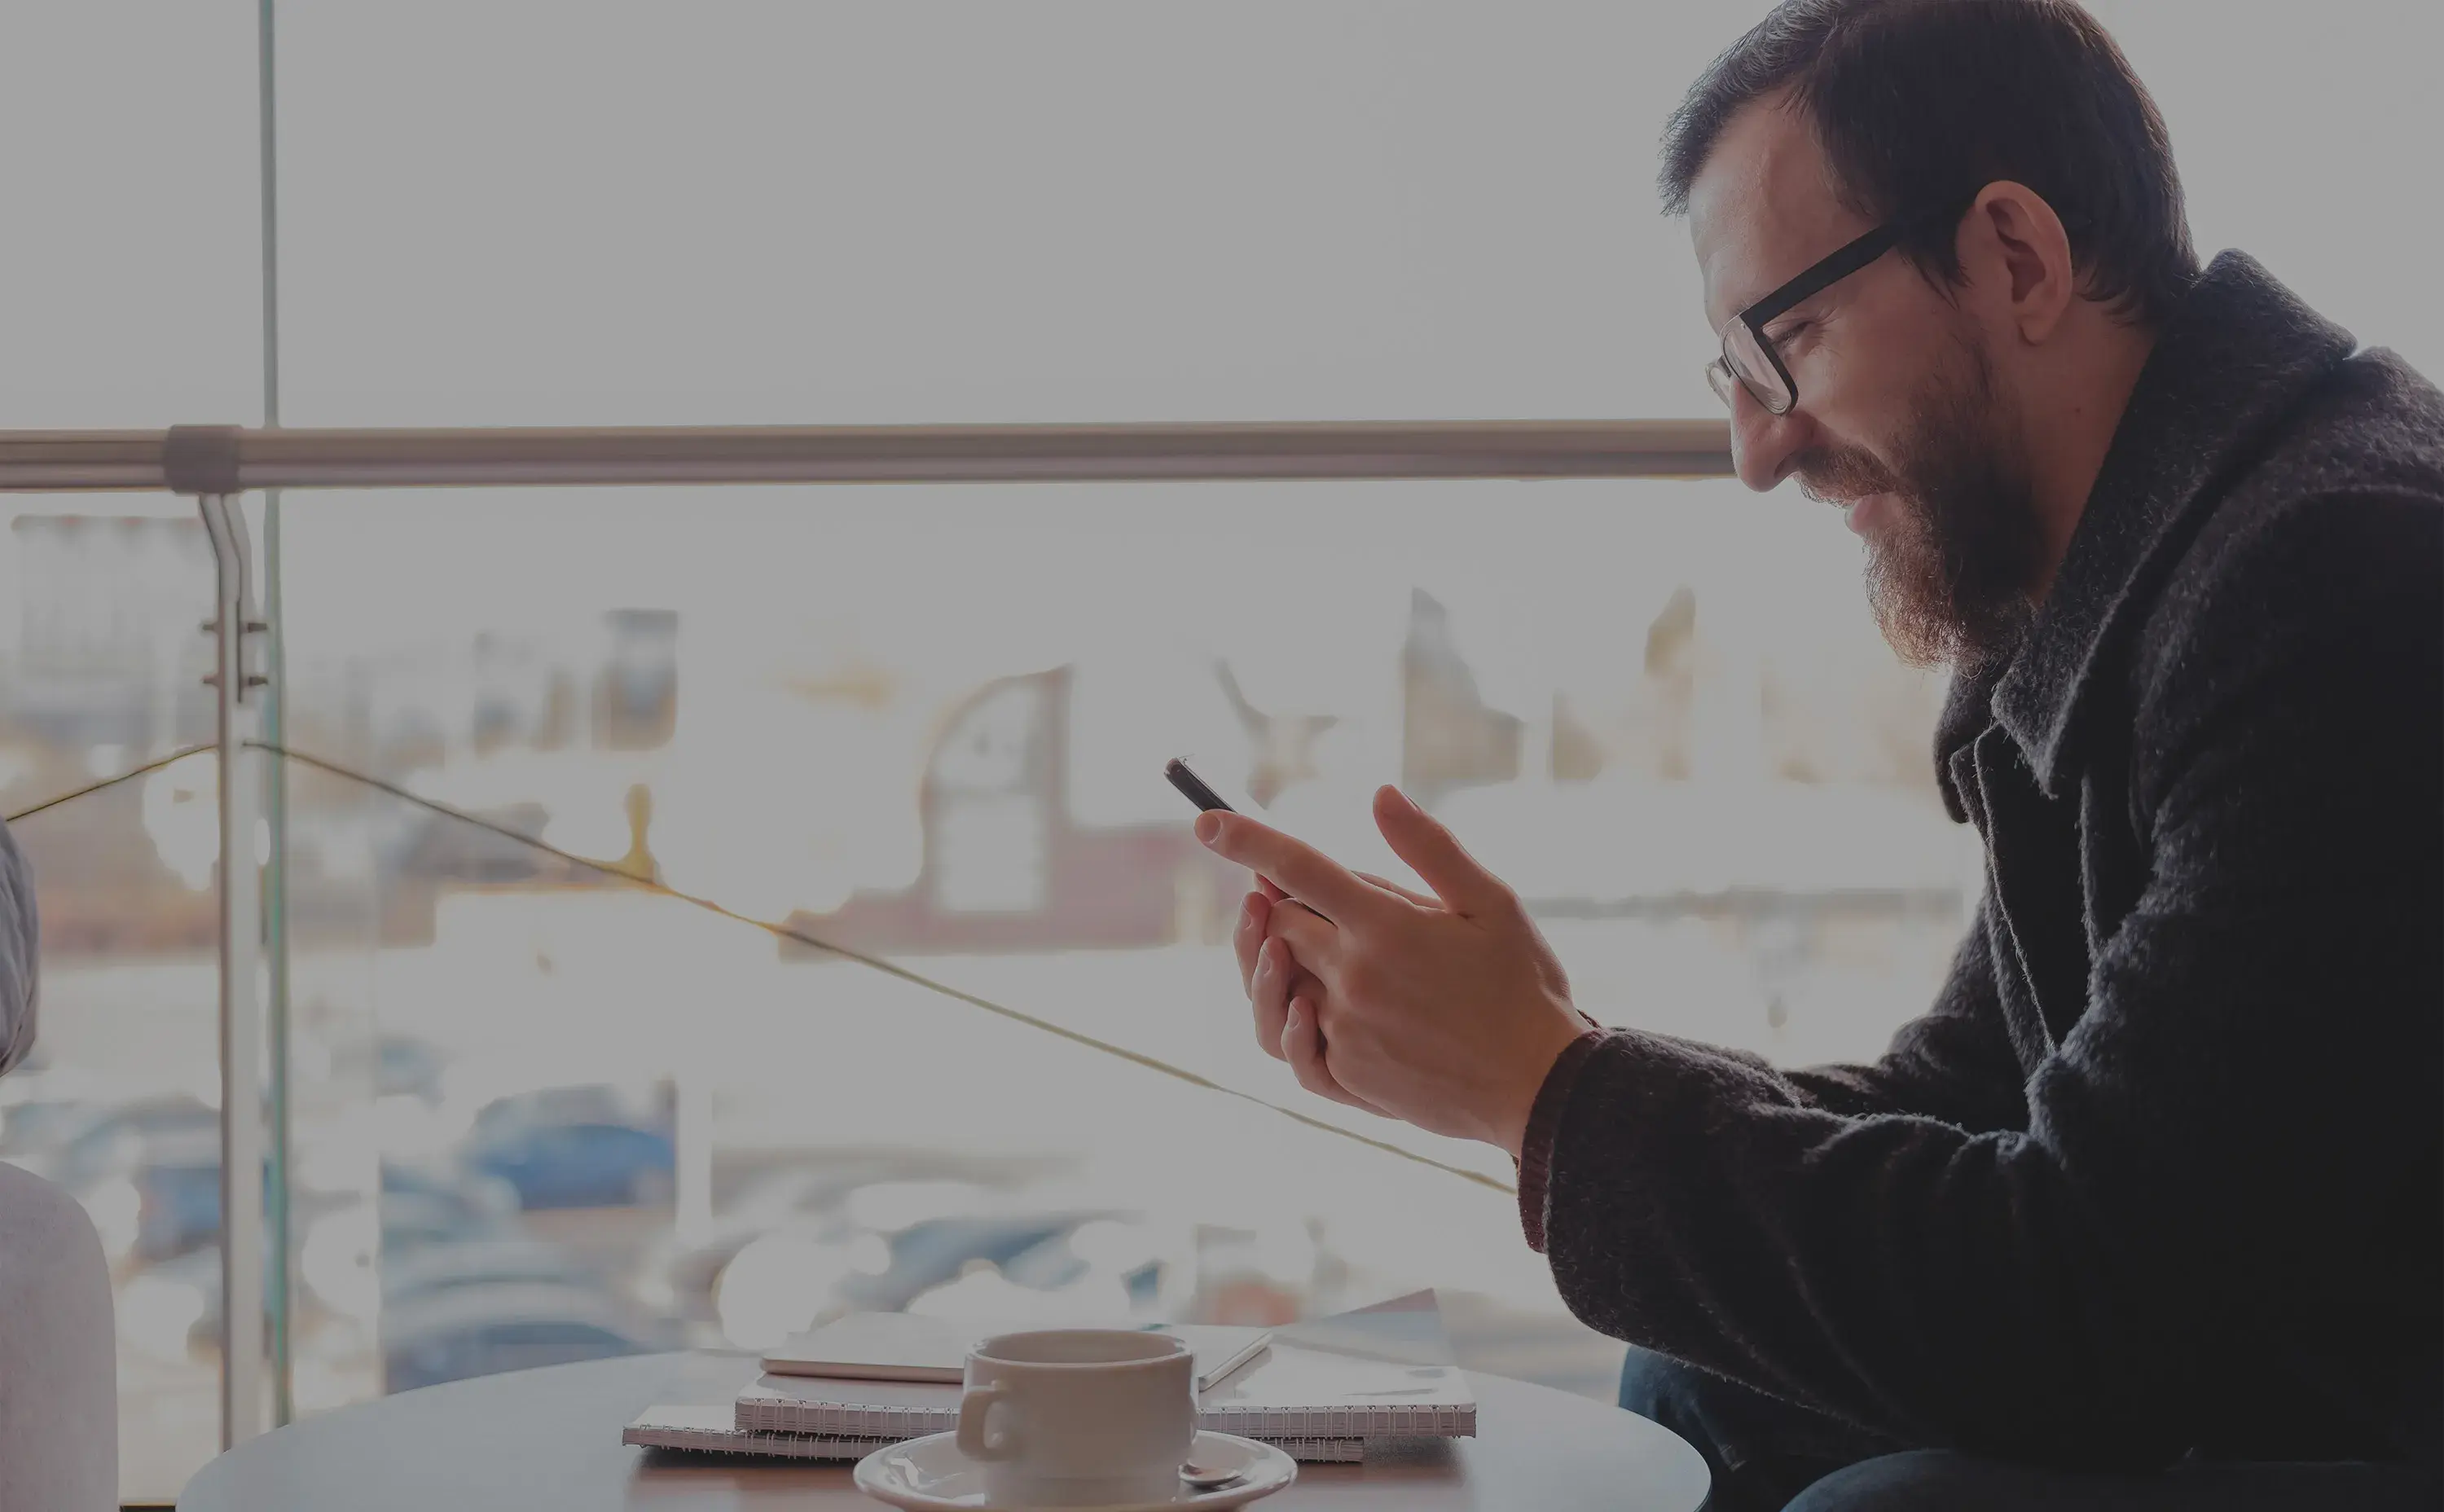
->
[1373,785,1511,915]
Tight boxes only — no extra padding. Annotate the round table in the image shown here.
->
[178,1351,1710,1510]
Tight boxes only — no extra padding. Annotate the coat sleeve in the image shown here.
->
[1519,900,2026,1250]
[1535,492,2443,1466]
[1774,892,2029,1132]
[0,819,37,1079]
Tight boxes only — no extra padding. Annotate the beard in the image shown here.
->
[1794,332,2046,669]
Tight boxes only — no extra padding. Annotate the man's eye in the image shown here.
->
[1766,319,1813,352]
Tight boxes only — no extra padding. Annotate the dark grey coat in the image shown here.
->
[1535,252,2442,1474]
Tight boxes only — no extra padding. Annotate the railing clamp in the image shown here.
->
[165,424,245,498]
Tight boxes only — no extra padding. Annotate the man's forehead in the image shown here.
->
[1687,96,1860,323]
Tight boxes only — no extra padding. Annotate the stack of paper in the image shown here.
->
[759,1312,1275,1391]
[624,1290,1475,1466]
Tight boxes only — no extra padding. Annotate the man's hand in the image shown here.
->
[1232,875,1398,1116]
[1203,785,1589,1157]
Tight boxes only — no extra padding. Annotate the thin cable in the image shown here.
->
[5,745,214,824]
[7,741,1517,1189]
[257,741,1514,1196]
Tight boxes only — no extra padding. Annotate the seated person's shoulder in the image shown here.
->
[0,819,27,932]
[2155,352,2442,657]
[0,820,31,1080]
[2128,361,2442,758]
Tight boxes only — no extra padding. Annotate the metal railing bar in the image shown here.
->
[0,419,1733,492]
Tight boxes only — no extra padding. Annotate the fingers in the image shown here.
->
[1353,870,1437,909]
[1256,876,1287,903]
[1234,890,1270,998]
[1283,993,1375,1112]
[1249,936,1293,1062]
[1370,785,1514,916]
[1264,897,1338,967]
[1193,811,1378,925]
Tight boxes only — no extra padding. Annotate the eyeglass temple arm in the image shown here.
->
[1742,222,1904,328]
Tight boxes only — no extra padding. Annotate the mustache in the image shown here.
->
[1791,446,1902,504]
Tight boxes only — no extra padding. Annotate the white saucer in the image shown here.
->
[852,1429,1297,1511]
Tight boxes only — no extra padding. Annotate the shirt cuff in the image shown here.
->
[1516,1026,1605,1254]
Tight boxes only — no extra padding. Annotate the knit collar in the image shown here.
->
[1934,250,2356,812]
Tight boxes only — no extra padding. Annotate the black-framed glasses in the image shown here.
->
[1705,220,1906,416]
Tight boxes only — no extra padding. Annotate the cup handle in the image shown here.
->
[956,1382,1021,1462]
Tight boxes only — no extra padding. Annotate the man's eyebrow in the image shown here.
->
[1703,275,1752,332]
[1716,262,1788,327]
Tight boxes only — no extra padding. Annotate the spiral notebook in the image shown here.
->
[625,1404,915,1461]
[623,1404,1366,1464]
[732,1290,1474,1448]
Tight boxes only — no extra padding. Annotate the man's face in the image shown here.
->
[1687,96,2043,666]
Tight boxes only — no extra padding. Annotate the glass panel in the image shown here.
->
[273,478,1976,1407]
[2,7,263,1498]
[0,502,237,1501]
[275,2,1752,425]
[253,0,2442,1455]
[0,3,263,426]
[273,2,2444,433]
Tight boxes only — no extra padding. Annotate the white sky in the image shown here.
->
[3,2,2437,430]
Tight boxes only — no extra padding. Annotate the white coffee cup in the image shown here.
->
[955,1328,1198,1507]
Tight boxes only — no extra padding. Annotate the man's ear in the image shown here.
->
[1961,181,2077,345]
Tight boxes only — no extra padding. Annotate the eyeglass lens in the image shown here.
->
[1719,319,1793,414]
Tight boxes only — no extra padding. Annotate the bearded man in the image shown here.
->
[1193,2,2442,1508]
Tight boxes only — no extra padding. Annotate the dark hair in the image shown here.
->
[1661,0,2198,326]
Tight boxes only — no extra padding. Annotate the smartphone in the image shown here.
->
[1167,757,1326,918]
[1163,757,1235,813]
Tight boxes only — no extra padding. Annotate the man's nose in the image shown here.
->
[1730,389,1810,493]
